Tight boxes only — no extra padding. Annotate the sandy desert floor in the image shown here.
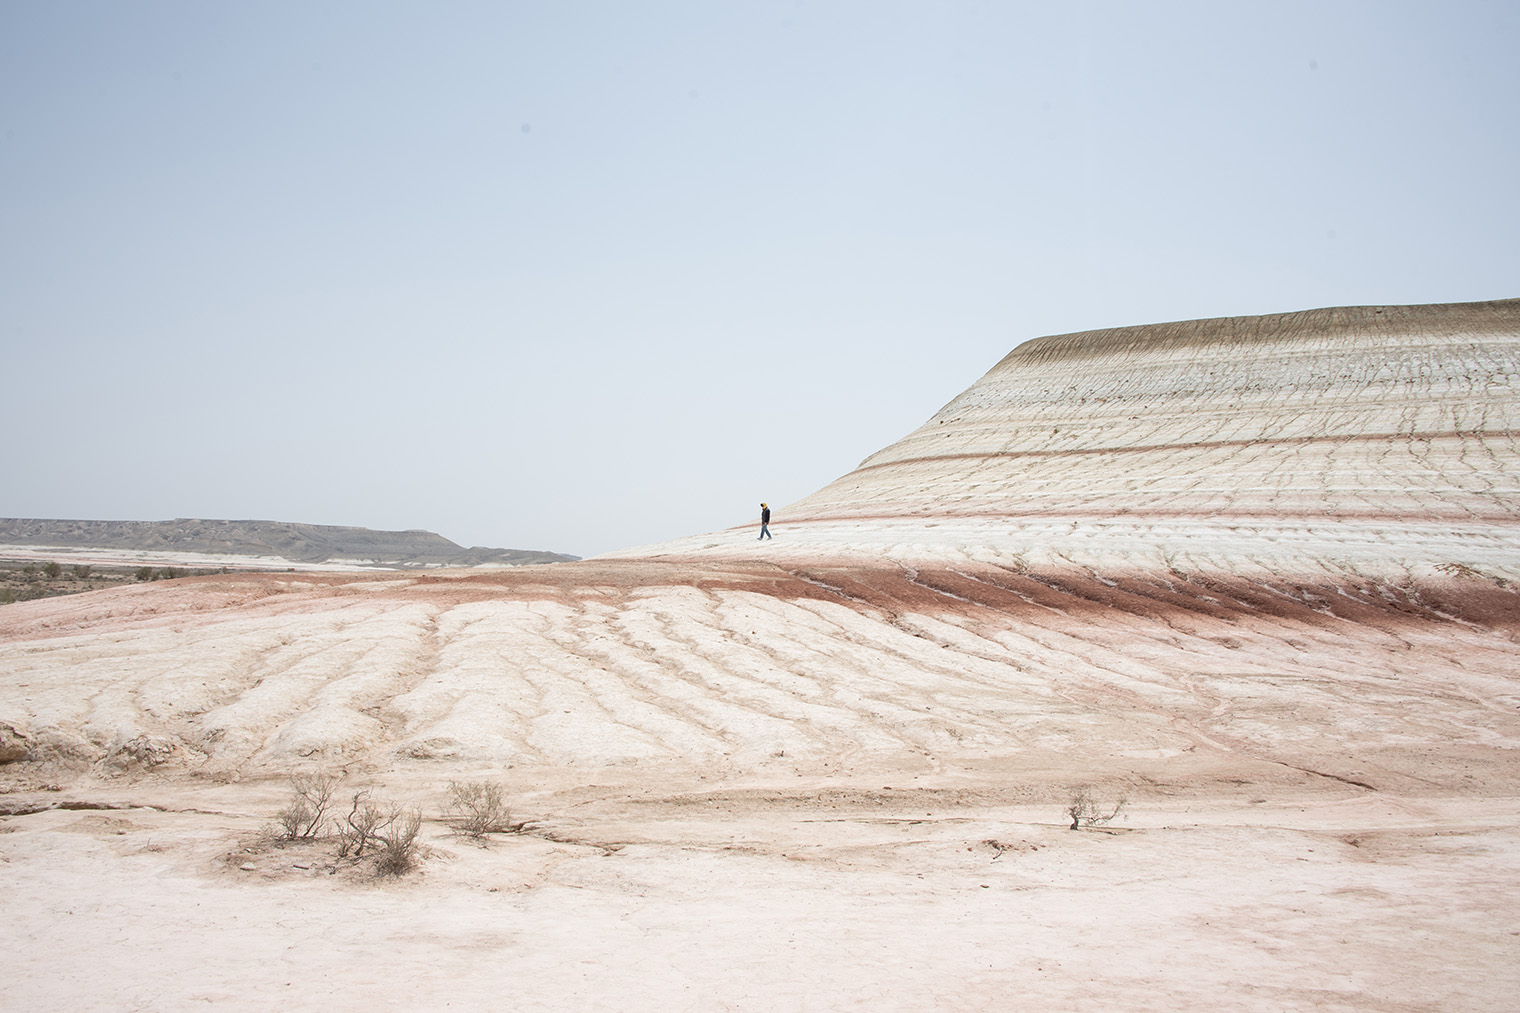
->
[3,771,1518,1011]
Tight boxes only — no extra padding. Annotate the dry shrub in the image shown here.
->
[335,790,425,875]
[376,808,424,876]
[445,780,523,837]
[1066,786,1126,830]
[276,770,341,839]
[335,791,385,858]
[270,775,426,876]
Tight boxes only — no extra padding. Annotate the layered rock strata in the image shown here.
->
[0,559,1514,792]
[634,299,1520,578]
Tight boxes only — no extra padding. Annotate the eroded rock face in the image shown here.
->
[1,300,1517,788]
[0,721,30,764]
[0,561,1516,788]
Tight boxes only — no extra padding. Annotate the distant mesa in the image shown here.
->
[0,517,578,569]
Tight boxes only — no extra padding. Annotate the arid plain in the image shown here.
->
[3,300,1518,1011]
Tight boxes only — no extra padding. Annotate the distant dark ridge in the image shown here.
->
[995,298,1520,368]
[0,518,578,568]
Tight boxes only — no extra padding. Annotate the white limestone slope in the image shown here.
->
[6,563,1512,787]
[628,299,1520,579]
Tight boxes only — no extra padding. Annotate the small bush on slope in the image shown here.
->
[269,774,426,878]
[276,770,342,840]
[444,780,528,838]
[335,790,425,876]
[375,808,424,876]
[1066,787,1126,830]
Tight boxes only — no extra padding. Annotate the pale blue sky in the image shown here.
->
[3,1,1517,557]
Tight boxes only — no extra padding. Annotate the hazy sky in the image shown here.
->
[4,2,1517,557]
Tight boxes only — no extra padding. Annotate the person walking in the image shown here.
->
[759,503,772,540]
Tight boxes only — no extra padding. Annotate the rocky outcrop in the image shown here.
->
[0,721,30,764]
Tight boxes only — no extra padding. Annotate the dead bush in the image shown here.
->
[335,790,386,858]
[445,780,522,837]
[1066,786,1126,830]
[276,770,341,840]
[375,807,424,876]
[268,776,426,877]
[335,791,425,875]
